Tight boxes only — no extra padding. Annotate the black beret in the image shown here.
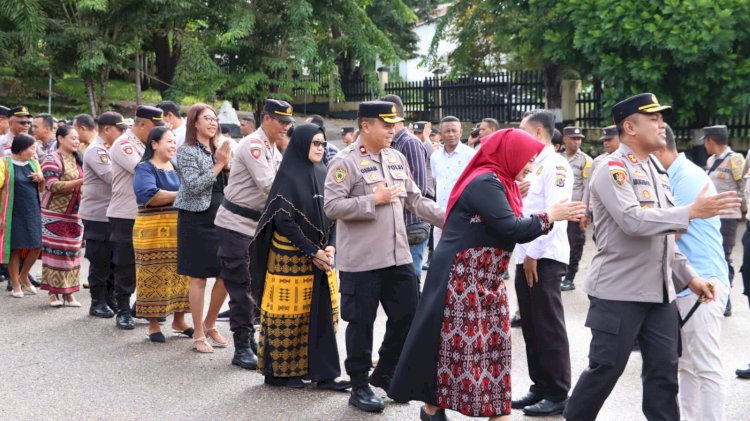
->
[8,105,32,118]
[430,128,439,136]
[563,126,585,138]
[263,99,294,123]
[599,125,618,140]
[701,125,728,142]
[135,105,164,126]
[612,93,672,125]
[98,111,128,129]
[341,127,354,134]
[358,101,404,123]
[0,105,8,118]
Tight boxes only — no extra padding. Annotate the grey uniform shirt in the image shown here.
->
[324,140,445,272]
[422,139,436,198]
[563,149,593,202]
[106,129,145,220]
[214,127,282,237]
[583,153,608,218]
[706,148,744,219]
[584,143,698,303]
[79,136,115,222]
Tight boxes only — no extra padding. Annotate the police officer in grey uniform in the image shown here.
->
[704,124,744,316]
[107,106,164,329]
[80,112,127,317]
[564,93,739,421]
[324,101,444,413]
[560,126,592,291]
[214,99,290,370]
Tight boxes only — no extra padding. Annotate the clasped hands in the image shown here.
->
[313,246,336,272]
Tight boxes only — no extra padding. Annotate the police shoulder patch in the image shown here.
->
[333,166,348,183]
[248,138,263,159]
[611,168,628,187]
[555,173,566,187]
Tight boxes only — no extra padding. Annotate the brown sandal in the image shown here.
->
[204,327,228,348]
[193,337,214,353]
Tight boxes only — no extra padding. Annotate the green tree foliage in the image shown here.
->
[556,0,750,125]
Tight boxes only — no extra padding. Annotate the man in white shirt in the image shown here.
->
[430,115,476,246]
[157,101,186,148]
[511,109,574,416]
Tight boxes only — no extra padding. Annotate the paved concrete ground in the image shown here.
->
[2,225,750,420]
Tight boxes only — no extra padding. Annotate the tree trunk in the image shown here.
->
[543,63,563,109]
[85,78,98,116]
[153,28,181,95]
[135,52,142,106]
[98,68,109,115]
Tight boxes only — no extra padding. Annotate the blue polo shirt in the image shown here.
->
[667,153,729,297]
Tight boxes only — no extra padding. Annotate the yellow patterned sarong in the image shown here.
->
[134,207,190,318]
[258,232,339,377]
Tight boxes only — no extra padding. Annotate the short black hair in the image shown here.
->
[522,109,555,140]
[73,113,96,130]
[379,94,405,118]
[481,118,500,131]
[440,116,460,124]
[552,128,563,146]
[306,114,325,128]
[241,116,255,123]
[35,113,54,129]
[221,125,230,134]
[11,133,36,154]
[156,101,181,118]
[665,124,677,152]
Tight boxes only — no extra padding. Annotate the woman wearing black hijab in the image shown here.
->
[250,123,349,391]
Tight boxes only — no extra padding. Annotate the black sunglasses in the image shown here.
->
[17,120,31,125]
[312,140,327,148]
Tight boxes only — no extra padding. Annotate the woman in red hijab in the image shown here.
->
[388,129,584,421]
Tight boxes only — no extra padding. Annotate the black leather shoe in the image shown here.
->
[724,298,732,317]
[736,364,750,379]
[510,313,522,328]
[264,376,304,389]
[369,367,392,391]
[116,311,135,330]
[89,302,115,318]
[420,406,449,421]
[148,331,166,343]
[316,378,351,391]
[232,348,258,370]
[27,274,41,287]
[511,391,542,409]
[348,384,385,412]
[522,398,567,416]
[560,278,576,291]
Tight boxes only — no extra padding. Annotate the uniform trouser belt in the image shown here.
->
[221,198,261,221]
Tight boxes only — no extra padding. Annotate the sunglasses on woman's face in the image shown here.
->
[312,140,327,148]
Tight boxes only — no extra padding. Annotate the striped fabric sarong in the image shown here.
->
[258,232,339,377]
[40,209,83,294]
[134,207,190,318]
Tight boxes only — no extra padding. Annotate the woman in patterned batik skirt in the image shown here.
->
[389,129,584,420]
[250,123,348,391]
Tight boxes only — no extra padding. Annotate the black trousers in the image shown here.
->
[217,226,255,335]
[339,264,418,384]
[515,259,571,401]
[565,297,680,421]
[565,221,586,280]
[720,218,739,283]
[83,220,114,295]
[740,221,750,307]
[109,218,135,307]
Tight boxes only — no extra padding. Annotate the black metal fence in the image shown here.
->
[384,71,546,123]
[577,86,750,140]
